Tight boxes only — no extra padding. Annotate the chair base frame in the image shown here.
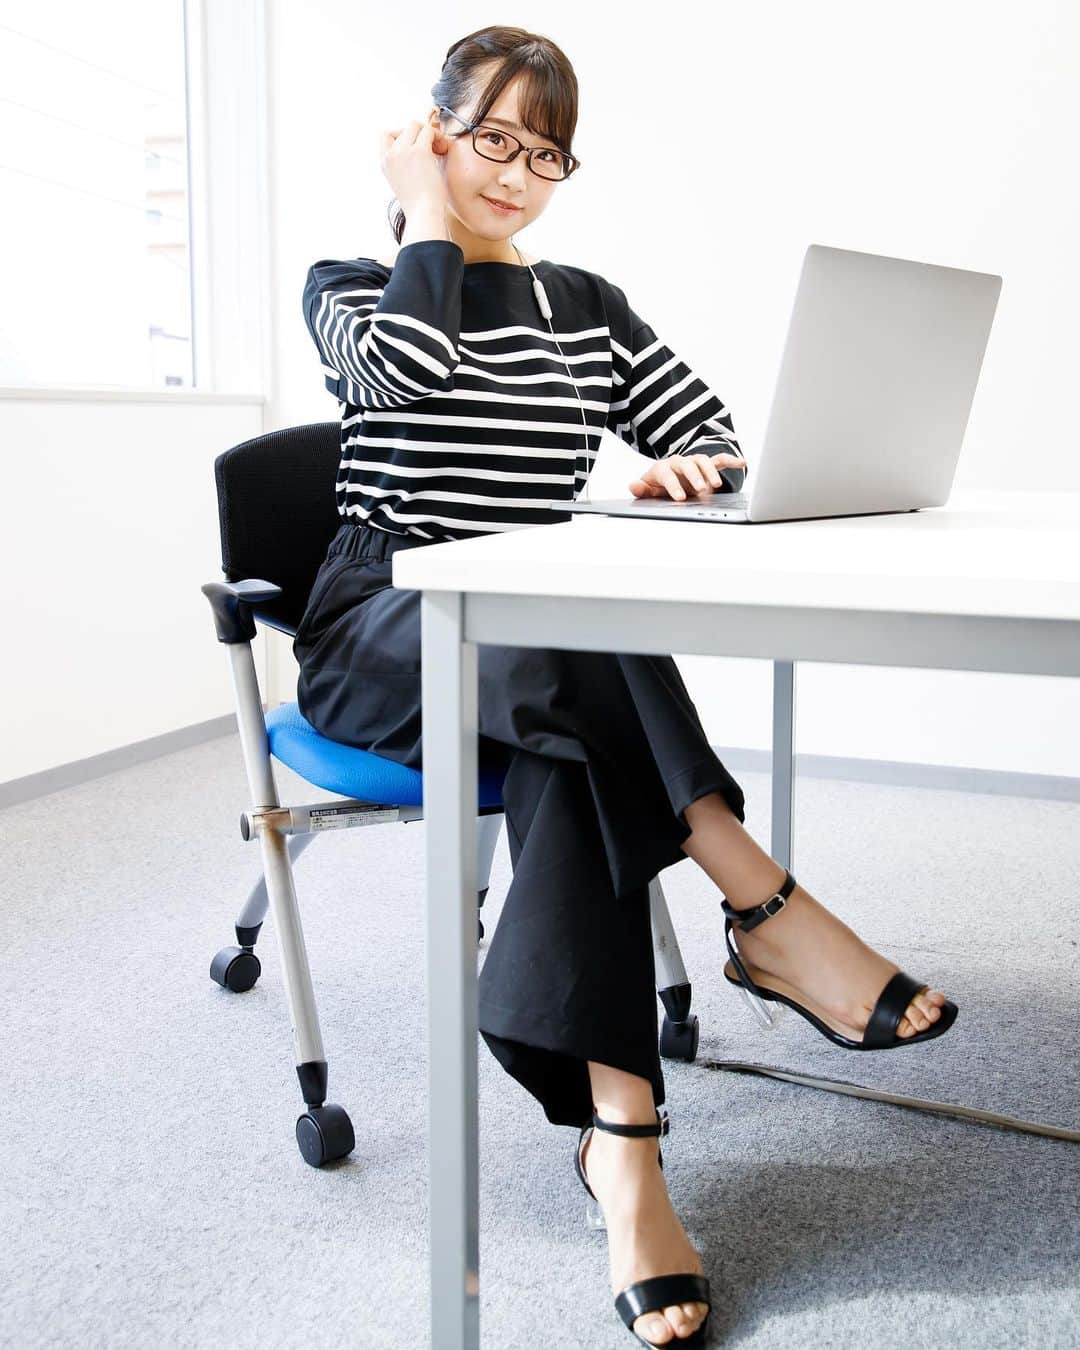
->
[201,577,701,1165]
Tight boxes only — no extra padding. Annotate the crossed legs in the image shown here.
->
[580,789,950,1345]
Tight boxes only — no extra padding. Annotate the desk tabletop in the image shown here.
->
[391,490,1080,622]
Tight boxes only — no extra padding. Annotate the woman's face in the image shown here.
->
[430,74,562,249]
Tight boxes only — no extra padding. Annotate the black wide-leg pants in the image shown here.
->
[291,520,747,1128]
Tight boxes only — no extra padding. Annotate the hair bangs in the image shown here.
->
[470,53,578,155]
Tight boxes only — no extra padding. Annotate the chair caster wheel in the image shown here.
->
[296,1103,355,1167]
[210,945,261,992]
[659,1013,699,1062]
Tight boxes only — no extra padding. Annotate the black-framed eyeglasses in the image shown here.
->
[438,106,580,182]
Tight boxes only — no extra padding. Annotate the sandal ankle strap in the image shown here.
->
[590,1106,670,1139]
[721,867,797,934]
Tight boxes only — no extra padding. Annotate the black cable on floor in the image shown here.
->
[702,1060,1080,1141]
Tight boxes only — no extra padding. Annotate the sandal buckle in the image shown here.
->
[729,890,787,933]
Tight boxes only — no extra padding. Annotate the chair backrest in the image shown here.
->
[212,422,342,633]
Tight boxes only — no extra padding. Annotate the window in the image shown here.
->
[0,1,193,389]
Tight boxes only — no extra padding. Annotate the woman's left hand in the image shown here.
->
[628,451,746,502]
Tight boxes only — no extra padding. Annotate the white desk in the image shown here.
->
[390,488,1079,1349]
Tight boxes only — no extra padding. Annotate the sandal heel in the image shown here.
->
[737,980,785,1029]
[584,1193,607,1231]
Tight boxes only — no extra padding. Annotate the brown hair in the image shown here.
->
[388,25,580,244]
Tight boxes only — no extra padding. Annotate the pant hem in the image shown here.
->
[479,997,664,1129]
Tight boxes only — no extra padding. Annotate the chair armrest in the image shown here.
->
[202,579,283,644]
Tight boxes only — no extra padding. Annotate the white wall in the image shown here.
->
[0,393,263,784]
[264,0,1080,779]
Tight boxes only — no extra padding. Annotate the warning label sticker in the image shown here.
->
[308,806,398,831]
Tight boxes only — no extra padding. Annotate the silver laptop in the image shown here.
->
[558,243,1002,524]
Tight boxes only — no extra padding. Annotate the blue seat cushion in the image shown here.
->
[264,702,507,809]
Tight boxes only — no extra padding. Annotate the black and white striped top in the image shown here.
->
[302,239,748,540]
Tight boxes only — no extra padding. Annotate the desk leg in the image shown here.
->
[771,660,796,871]
[421,591,480,1350]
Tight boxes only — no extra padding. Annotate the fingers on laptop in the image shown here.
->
[630,452,741,500]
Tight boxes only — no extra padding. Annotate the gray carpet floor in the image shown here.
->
[2,732,1078,1348]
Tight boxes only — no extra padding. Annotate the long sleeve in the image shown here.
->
[607,297,748,495]
[302,240,465,409]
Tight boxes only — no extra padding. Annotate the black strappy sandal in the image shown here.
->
[721,867,959,1049]
[574,1107,712,1348]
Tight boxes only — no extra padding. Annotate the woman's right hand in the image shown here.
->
[380,118,449,215]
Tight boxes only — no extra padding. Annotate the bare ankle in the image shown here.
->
[681,793,791,911]
[587,1062,659,1125]
[591,1100,661,1125]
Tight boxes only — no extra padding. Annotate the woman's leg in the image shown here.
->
[679,791,947,1038]
[478,749,666,1128]
[583,1062,710,1346]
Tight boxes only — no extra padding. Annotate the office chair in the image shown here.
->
[201,422,704,1168]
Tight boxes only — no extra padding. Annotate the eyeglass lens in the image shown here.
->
[473,127,572,180]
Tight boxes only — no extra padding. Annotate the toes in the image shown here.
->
[898,991,949,1037]
[633,1304,708,1342]
[658,1303,707,1339]
[665,1305,692,1336]
[635,1313,673,1343]
[905,1003,930,1032]
[666,1303,706,1335]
